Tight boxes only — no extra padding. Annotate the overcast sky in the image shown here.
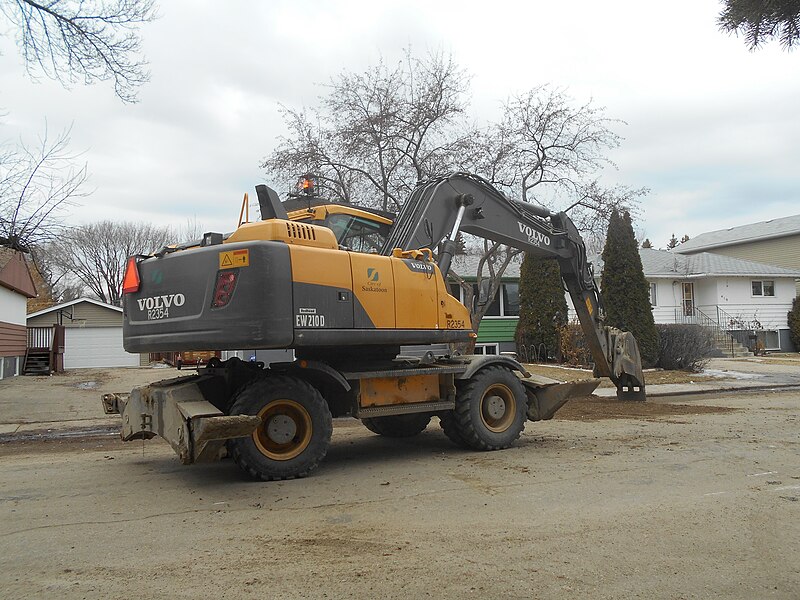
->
[1,0,797,248]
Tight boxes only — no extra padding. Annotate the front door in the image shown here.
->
[682,282,694,317]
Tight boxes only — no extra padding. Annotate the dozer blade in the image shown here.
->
[103,376,262,464]
[520,376,601,421]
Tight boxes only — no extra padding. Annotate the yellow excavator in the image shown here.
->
[103,172,645,481]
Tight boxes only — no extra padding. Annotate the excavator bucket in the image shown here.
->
[520,375,601,421]
[610,331,646,401]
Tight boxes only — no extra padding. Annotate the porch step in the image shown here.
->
[23,351,52,375]
[711,333,753,358]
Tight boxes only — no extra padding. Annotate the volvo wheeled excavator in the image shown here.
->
[103,172,645,481]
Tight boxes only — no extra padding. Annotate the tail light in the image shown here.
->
[122,257,140,294]
[212,270,238,308]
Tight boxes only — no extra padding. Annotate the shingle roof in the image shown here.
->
[450,253,523,280]
[448,247,800,282]
[591,248,800,279]
[675,214,800,253]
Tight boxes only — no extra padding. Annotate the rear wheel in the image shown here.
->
[452,366,527,450]
[361,413,432,437]
[227,376,332,481]
[439,412,470,448]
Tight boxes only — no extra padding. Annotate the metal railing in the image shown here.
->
[673,306,735,356]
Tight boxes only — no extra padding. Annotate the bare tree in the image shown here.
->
[45,220,172,305]
[264,49,471,212]
[0,125,88,250]
[0,0,157,103]
[265,54,644,346]
[451,89,643,339]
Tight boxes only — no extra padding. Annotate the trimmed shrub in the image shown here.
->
[656,324,714,372]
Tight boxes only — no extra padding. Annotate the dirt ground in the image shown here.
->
[1,387,798,599]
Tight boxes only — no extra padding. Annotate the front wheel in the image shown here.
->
[451,366,527,450]
[227,376,332,481]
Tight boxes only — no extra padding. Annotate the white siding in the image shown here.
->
[566,275,796,329]
[711,277,795,330]
[650,279,680,323]
[64,327,139,369]
[0,286,27,326]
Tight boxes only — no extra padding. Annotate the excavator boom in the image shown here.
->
[383,172,646,400]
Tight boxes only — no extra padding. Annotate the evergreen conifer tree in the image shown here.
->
[600,210,660,366]
[667,233,679,249]
[515,253,567,362]
[788,297,800,349]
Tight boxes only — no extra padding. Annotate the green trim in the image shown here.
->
[476,318,518,343]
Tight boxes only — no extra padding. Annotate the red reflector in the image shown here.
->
[122,257,140,294]
[212,270,238,308]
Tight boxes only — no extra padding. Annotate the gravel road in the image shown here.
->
[1,388,798,599]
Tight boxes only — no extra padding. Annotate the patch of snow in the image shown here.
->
[702,369,763,380]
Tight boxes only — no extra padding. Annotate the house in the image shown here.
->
[449,254,522,355]
[27,298,143,369]
[451,248,800,355]
[591,249,800,352]
[0,247,37,379]
[675,214,800,295]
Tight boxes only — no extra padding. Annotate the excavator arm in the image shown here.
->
[381,172,646,401]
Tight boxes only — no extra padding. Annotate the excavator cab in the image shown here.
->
[286,203,394,253]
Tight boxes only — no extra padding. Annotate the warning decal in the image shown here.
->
[219,249,249,269]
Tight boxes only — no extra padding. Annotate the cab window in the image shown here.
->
[324,214,390,253]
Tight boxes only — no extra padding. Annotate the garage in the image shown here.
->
[63,327,139,369]
[27,297,145,370]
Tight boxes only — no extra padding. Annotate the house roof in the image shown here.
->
[675,214,800,253]
[450,254,523,280]
[590,248,800,279]
[27,297,123,319]
[0,246,37,298]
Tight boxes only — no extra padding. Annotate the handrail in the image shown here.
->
[27,326,54,351]
[674,306,734,356]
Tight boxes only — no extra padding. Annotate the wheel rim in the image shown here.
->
[254,399,313,461]
[479,383,517,433]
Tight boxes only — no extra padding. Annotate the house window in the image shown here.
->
[452,281,520,318]
[503,283,520,316]
[473,282,520,317]
[476,281,502,316]
[474,343,499,355]
[751,280,775,297]
[649,282,657,307]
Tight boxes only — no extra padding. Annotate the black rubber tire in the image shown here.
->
[226,376,332,481]
[452,366,527,450]
[438,412,471,448]
[361,413,432,437]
